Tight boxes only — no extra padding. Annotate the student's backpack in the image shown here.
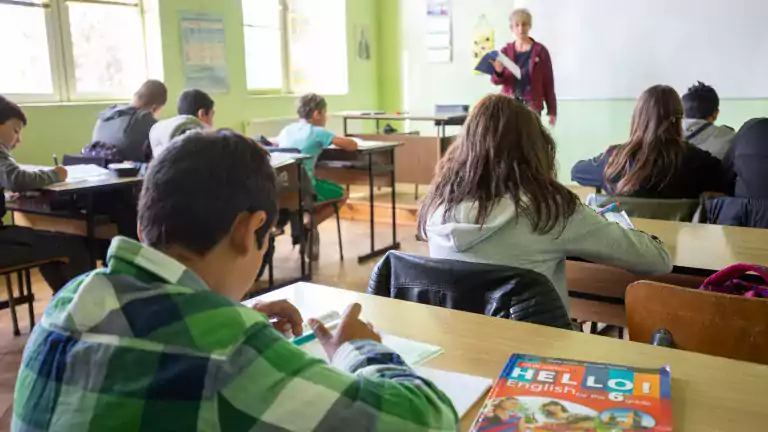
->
[81,141,122,163]
[700,263,768,298]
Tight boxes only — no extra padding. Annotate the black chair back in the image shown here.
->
[368,251,572,329]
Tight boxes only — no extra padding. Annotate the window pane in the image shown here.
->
[244,26,284,90]
[0,4,54,94]
[68,2,147,95]
[289,0,348,95]
[242,0,281,27]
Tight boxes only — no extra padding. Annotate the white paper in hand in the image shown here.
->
[497,51,521,79]
[604,211,635,230]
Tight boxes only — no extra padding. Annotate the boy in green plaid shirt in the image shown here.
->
[13,131,457,431]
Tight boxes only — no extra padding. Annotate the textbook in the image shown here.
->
[469,354,673,432]
[475,50,521,79]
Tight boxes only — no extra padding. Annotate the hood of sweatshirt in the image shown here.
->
[149,115,207,159]
[425,198,518,252]
[98,104,138,122]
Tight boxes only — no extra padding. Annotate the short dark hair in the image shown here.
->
[682,81,719,120]
[177,89,214,117]
[139,130,277,254]
[0,95,27,126]
[297,93,327,120]
[134,80,168,108]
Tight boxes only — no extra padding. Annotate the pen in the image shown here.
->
[598,202,620,215]
[53,154,58,166]
[292,332,317,347]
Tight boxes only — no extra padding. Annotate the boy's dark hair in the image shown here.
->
[682,81,720,120]
[139,130,277,254]
[297,93,327,120]
[134,80,168,108]
[0,95,27,126]
[177,89,215,117]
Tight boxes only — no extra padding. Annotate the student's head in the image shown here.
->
[132,80,168,117]
[178,89,215,126]
[138,130,277,300]
[297,93,328,127]
[682,81,720,122]
[418,94,579,238]
[0,95,27,150]
[542,401,569,418]
[604,85,685,195]
[510,8,533,39]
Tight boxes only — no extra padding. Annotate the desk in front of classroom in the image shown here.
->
[339,112,466,191]
[256,282,768,431]
[316,140,403,262]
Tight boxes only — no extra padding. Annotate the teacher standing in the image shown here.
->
[491,8,557,126]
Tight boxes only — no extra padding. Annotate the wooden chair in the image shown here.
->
[626,281,768,365]
[0,258,67,336]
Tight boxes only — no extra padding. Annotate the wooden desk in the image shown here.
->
[339,113,464,193]
[255,283,768,431]
[317,141,404,262]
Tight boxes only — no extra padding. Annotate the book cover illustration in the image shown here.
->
[470,354,673,432]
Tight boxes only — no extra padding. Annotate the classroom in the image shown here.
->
[1,0,767,430]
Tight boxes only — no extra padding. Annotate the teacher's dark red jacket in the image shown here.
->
[491,40,557,117]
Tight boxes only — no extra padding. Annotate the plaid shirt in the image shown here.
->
[13,237,458,431]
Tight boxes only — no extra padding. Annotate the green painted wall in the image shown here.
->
[14,0,381,165]
[375,1,768,183]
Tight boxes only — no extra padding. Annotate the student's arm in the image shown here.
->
[559,204,672,276]
[331,136,359,151]
[217,316,458,431]
[0,150,64,192]
[571,153,608,188]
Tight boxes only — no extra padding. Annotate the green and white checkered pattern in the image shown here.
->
[13,237,458,431]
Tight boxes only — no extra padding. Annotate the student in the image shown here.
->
[682,81,735,160]
[149,88,214,159]
[275,93,357,259]
[418,94,671,307]
[571,85,729,198]
[0,96,90,291]
[91,80,167,162]
[13,130,457,430]
[727,117,768,198]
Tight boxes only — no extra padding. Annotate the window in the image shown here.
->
[1,0,155,102]
[242,0,348,95]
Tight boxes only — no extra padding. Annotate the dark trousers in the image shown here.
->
[0,226,91,292]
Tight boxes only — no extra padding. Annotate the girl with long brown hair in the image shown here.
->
[418,94,671,306]
[572,85,729,198]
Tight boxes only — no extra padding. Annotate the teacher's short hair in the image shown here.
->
[510,8,532,25]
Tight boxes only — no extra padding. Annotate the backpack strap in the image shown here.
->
[685,122,713,141]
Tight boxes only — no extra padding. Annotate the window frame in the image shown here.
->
[242,0,348,96]
[1,0,151,103]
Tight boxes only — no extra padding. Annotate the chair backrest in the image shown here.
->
[626,281,768,365]
[588,193,702,222]
[62,154,108,168]
[368,251,572,329]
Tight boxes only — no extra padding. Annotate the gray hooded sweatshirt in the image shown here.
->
[683,118,735,160]
[148,115,208,160]
[425,198,672,307]
[92,104,156,162]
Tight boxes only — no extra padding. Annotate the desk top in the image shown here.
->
[43,176,142,194]
[256,282,768,431]
[633,218,768,273]
[269,153,312,170]
[328,140,404,154]
[338,112,468,122]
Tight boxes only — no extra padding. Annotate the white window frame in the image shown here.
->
[242,0,348,96]
[2,0,152,103]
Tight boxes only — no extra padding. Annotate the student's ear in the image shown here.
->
[229,211,267,257]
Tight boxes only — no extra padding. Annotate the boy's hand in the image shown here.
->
[310,303,381,360]
[252,300,303,337]
[53,166,68,182]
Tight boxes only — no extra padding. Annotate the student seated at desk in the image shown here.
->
[13,130,457,431]
[149,89,214,159]
[418,94,671,308]
[91,80,167,163]
[682,81,735,160]
[275,93,358,259]
[571,85,730,198]
[0,96,90,291]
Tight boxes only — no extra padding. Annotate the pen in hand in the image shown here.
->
[53,154,59,166]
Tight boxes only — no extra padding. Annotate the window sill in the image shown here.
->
[20,99,129,108]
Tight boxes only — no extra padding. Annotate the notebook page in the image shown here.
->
[413,367,493,418]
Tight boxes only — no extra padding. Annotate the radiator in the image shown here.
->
[245,115,345,139]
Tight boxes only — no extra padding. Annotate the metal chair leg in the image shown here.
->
[618,327,625,340]
[5,274,19,336]
[307,212,314,276]
[335,204,344,261]
[24,269,34,331]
